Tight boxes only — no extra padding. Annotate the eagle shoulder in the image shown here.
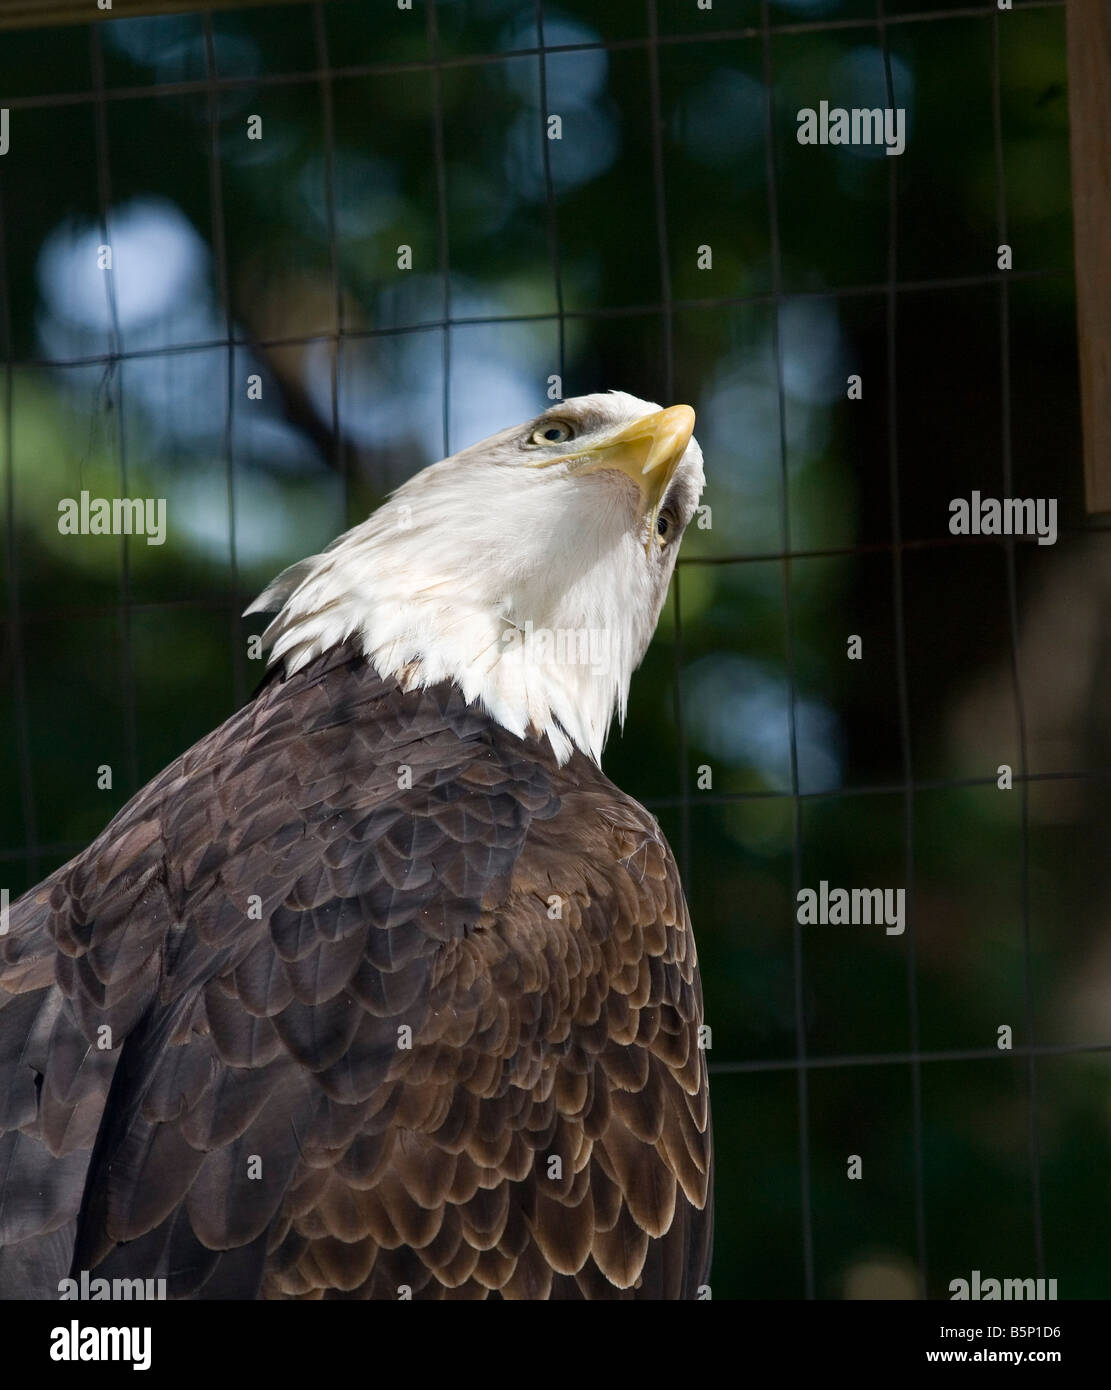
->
[0,644,711,1298]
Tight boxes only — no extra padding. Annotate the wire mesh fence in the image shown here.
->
[2,0,1106,1299]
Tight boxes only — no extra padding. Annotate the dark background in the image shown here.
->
[2,0,1107,1299]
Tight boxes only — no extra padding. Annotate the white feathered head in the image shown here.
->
[247,390,705,764]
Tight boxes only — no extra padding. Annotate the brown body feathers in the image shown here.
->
[0,642,712,1299]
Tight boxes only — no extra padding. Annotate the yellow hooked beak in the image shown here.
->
[537,404,696,551]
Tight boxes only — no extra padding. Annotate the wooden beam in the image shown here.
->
[0,0,308,29]
[1067,0,1111,515]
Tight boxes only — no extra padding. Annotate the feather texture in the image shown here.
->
[0,642,712,1299]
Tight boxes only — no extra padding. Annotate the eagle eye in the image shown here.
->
[531,421,573,446]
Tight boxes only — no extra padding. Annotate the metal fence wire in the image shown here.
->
[2,0,1107,1300]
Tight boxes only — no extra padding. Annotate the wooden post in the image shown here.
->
[1067,0,1111,515]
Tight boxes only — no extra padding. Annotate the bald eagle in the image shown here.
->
[0,391,712,1300]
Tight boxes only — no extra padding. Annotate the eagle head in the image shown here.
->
[247,390,705,764]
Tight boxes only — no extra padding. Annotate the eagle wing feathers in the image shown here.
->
[0,642,711,1299]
